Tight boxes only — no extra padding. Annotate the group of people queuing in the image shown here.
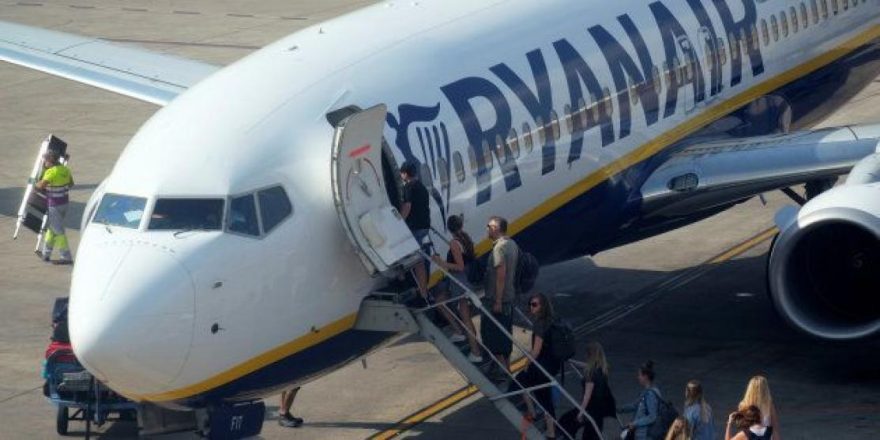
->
[519,345,781,440]
[397,161,783,440]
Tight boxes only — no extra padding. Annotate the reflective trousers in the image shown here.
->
[43,204,71,260]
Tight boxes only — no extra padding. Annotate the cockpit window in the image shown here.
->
[228,194,259,236]
[148,198,224,230]
[257,186,292,233]
[92,194,147,229]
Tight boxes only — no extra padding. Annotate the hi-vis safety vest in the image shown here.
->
[42,164,72,207]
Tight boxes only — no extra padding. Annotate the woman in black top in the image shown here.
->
[431,215,482,362]
[516,293,561,438]
[726,405,773,440]
[559,341,616,440]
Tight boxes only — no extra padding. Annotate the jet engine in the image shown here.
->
[768,154,880,340]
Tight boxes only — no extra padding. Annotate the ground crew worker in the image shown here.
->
[35,151,73,265]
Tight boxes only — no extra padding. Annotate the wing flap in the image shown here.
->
[0,21,219,106]
[641,126,880,217]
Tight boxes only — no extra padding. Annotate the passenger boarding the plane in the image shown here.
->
[398,161,431,299]
[430,214,483,363]
[481,216,518,377]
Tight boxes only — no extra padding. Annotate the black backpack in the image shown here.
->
[646,389,679,440]
[467,253,487,286]
[548,320,575,362]
[514,250,539,295]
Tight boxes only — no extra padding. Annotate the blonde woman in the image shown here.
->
[738,376,780,440]
[558,342,616,440]
[684,380,715,440]
[665,417,692,440]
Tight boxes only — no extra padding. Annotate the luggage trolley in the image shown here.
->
[42,298,137,438]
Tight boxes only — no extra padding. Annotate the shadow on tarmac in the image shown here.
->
[398,254,880,439]
[0,184,100,231]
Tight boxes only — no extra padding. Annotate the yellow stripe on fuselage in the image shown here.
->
[469,24,880,255]
[141,24,880,403]
[134,313,358,402]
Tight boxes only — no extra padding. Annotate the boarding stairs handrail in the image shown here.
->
[410,248,604,440]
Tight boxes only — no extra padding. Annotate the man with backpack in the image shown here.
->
[480,215,518,377]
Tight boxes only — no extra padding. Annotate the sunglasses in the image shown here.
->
[529,302,540,307]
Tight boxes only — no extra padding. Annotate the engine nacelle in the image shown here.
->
[769,181,880,340]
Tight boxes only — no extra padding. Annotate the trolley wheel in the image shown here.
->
[56,406,69,436]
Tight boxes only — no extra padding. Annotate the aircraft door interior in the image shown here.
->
[330,104,420,276]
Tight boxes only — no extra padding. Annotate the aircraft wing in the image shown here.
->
[640,124,880,218]
[0,21,219,106]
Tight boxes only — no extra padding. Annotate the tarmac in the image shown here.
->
[0,1,878,439]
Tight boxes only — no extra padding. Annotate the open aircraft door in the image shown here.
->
[331,104,420,276]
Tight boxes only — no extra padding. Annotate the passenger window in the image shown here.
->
[550,110,561,141]
[781,11,789,38]
[831,0,839,14]
[228,194,259,237]
[482,140,494,170]
[811,0,820,22]
[564,104,573,134]
[494,134,507,163]
[437,158,450,190]
[820,0,829,18]
[577,97,588,126]
[508,128,520,158]
[800,3,809,27]
[749,25,759,51]
[149,198,223,230]
[717,38,727,65]
[536,116,547,146]
[761,19,770,46]
[652,66,662,95]
[453,151,466,183]
[601,88,613,118]
[467,145,478,174]
[257,186,292,234]
[771,15,779,41]
[589,94,600,121]
[790,7,799,32]
[628,79,638,105]
[522,122,534,154]
[842,0,848,10]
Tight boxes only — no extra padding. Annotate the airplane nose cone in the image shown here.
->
[69,242,195,396]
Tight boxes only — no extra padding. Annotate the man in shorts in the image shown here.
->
[480,215,519,376]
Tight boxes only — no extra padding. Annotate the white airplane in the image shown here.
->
[3,0,880,435]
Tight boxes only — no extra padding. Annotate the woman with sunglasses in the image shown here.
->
[516,293,561,439]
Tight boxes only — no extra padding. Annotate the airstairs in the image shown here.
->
[354,247,605,440]
[329,104,603,438]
